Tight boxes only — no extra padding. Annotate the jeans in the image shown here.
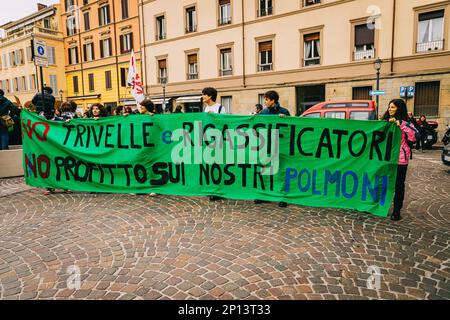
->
[393,165,408,216]
[0,128,9,150]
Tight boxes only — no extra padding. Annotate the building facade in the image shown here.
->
[0,4,66,105]
[62,0,141,113]
[141,0,450,137]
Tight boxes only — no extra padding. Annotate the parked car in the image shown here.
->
[442,143,450,167]
[300,100,377,120]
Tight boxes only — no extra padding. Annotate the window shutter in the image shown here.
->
[100,40,104,58]
[355,25,374,46]
[419,10,444,21]
[75,47,79,63]
[83,44,87,61]
[68,49,72,64]
[188,54,197,64]
[120,35,124,53]
[130,33,133,51]
[109,38,112,56]
[258,41,272,51]
[304,33,320,42]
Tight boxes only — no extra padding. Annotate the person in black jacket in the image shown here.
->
[0,89,19,150]
[32,86,56,120]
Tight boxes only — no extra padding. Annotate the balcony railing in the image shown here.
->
[353,48,375,61]
[303,0,321,6]
[257,7,273,17]
[187,73,198,80]
[303,57,321,66]
[0,26,60,44]
[155,33,166,41]
[158,77,168,84]
[219,68,233,76]
[185,25,197,33]
[218,16,232,26]
[258,63,273,71]
[416,40,444,52]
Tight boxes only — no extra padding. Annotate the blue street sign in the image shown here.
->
[407,86,415,98]
[37,46,45,56]
[400,86,407,97]
[370,90,385,96]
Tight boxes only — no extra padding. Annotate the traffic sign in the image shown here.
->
[400,86,407,97]
[369,90,385,96]
[407,86,415,98]
[34,39,48,67]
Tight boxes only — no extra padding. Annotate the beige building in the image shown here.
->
[0,3,66,105]
[140,0,450,138]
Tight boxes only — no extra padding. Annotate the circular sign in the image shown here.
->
[37,46,45,56]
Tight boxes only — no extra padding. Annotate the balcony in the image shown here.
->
[354,48,375,61]
[303,57,321,66]
[220,68,233,76]
[155,33,166,41]
[187,72,198,80]
[257,7,273,17]
[218,16,232,26]
[258,63,273,71]
[185,25,197,33]
[0,26,60,44]
[416,40,444,52]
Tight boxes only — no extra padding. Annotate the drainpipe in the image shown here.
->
[112,0,121,105]
[390,0,396,74]
[76,0,85,99]
[140,0,148,94]
[241,0,246,88]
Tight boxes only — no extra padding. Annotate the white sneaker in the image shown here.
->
[149,193,157,197]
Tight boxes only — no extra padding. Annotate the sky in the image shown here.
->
[0,0,59,27]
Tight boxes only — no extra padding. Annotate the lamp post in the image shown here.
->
[161,77,167,113]
[373,58,382,119]
[59,89,63,103]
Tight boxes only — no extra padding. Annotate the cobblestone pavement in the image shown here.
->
[0,149,448,300]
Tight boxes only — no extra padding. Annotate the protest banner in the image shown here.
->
[21,110,401,217]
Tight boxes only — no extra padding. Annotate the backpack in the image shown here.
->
[405,122,420,159]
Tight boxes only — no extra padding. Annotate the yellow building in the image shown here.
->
[62,0,142,113]
[0,4,66,106]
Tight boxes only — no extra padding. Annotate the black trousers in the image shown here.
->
[393,164,408,215]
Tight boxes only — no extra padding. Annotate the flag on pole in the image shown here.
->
[127,50,145,104]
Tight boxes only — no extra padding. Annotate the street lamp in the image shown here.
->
[59,89,63,103]
[161,77,167,113]
[373,58,382,119]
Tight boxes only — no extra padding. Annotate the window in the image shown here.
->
[100,38,112,58]
[84,12,90,31]
[99,5,111,26]
[0,56,2,70]
[417,10,444,52]
[303,0,320,6]
[414,81,440,117]
[257,0,273,17]
[156,15,166,40]
[258,94,265,106]
[121,0,129,20]
[120,33,133,54]
[350,111,376,120]
[221,96,232,113]
[186,7,197,33]
[49,75,57,95]
[187,54,198,80]
[258,41,272,71]
[68,47,78,64]
[83,43,94,62]
[83,0,89,5]
[66,16,77,35]
[13,78,19,92]
[354,24,375,60]
[65,0,75,11]
[48,47,56,64]
[219,48,232,76]
[303,113,321,118]
[325,111,346,119]
[88,73,94,91]
[73,76,79,93]
[5,80,10,93]
[352,86,373,100]
[303,33,320,66]
[120,68,128,87]
[158,59,167,83]
[218,0,231,25]
[26,47,33,62]
[105,71,112,89]
[43,18,51,29]
[29,75,36,90]
[3,54,7,68]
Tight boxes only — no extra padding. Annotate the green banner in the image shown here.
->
[21,109,401,217]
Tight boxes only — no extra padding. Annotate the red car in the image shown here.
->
[300,100,377,120]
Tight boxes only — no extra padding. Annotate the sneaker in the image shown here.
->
[390,214,401,221]
[149,193,157,197]
[254,199,269,204]
[209,196,222,201]
[64,190,72,194]
[43,189,55,195]
[278,202,287,208]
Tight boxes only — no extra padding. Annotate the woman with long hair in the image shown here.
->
[381,99,418,221]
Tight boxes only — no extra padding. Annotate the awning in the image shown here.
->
[151,98,171,104]
[176,95,202,103]
[67,94,101,100]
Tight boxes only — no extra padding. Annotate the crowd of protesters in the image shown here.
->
[0,85,429,221]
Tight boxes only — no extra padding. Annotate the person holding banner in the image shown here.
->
[90,103,108,120]
[382,99,417,221]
